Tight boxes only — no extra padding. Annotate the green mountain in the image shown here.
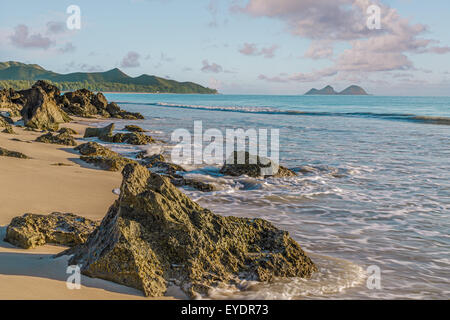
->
[305,85,369,95]
[0,61,217,94]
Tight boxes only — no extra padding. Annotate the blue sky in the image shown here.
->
[1,0,449,95]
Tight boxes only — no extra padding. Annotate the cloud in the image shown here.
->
[58,42,76,54]
[46,21,66,35]
[121,51,141,68]
[65,62,103,72]
[304,41,334,59]
[201,60,223,73]
[9,24,53,49]
[239,0,450,83]
[239,43,279,58]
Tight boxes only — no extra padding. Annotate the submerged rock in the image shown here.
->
[0,147,29,159]
[68,163,317,298]
[4,212,99,249]
[75,141,137,171]
[36,132,77,146]
[220,151,297,178]
[19,82,71,131]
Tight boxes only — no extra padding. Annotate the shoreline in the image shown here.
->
[0,117,173,300]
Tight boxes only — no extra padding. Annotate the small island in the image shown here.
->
[305,85,369,95]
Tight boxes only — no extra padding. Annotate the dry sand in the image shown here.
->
[0,118,171,300]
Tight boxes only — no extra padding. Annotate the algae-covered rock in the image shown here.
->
[36,132,77,146]
[111,132,155,145]
[124,125,146,132]
[75,141,137,171]
[68,163,317,298]
[0,147,29,159]
[220,151,297,178]
[19,82,71,131]
[4,212,99,249]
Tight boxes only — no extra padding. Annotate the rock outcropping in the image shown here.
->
[4,212,99,249]
[0,147,29,159]
[61,89,144,119]
[76,142,137,171]
[68,163,317,298]
[36,131,77,146]
[220,151,297,178]
[84,123,154,145]
[0,88,22,117]
[19,82,71,131]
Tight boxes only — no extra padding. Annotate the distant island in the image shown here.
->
[305,85,369,95]
[0,61,217,94]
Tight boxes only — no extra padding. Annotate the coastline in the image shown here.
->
[0,117,173,300]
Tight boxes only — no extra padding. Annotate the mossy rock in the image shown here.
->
[76,142,137,171]
[220,151,297,178]
[124,125,146,133]
[58,127,78,135]
[36,132,77,146]
[68,164,317,298]
[0,147,29,159]
[5,212,99,249]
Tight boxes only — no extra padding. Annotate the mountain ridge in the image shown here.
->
[0,61,217,94]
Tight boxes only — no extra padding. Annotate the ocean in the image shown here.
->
[98,93,450,299]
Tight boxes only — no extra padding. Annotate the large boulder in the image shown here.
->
[4,212,99,249]
[68,163,317,298]
[220,151,297,178]
[19,82,71,131]
[75,142,137,171]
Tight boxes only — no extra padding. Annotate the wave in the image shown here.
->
[118,101,450,126]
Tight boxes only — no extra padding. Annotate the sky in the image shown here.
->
[0,0,449,95]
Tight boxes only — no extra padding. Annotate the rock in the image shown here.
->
[19,81,71,131]
[84,123,115,140]
[0,114,14,126]
[111,132,154,145]
[124,125,146,132]
[0,147,29,159]
[0,88,23,117]
[68,163,317,298]
[36,132,77,146]
[75,142,137,171]
[4,212,99,249]
[58,127,78,135]
[172,178,217,192]
[220,151,297,178]
[2,125,16,134]
[62,90,144,119]
[140,153,166,165]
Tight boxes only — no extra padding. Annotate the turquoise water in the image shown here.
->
[101,94,450,299]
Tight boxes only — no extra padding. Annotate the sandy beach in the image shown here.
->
[0,118,171,300]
